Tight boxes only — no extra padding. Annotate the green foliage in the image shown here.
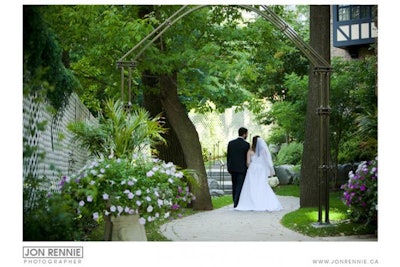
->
[338,136,376,163]
[266,55,377,164]
[42,5,152,114]
[259,73,308,143]
[275,142,303,165]
[40,5,308,115]
[58,155,195,226]
[68,99,166,158]
[266,126,287,145]
[340,159,377,226]
[23,6,79,113]
[330,55,377,164]
[23,175,84,241]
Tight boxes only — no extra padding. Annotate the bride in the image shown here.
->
[235,136,283,211]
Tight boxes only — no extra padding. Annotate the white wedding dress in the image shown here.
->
[235,138,283,212]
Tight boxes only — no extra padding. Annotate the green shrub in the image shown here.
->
[23,175,85,241]
[275,142,303,165]
[267,127,287,145]
[338,136,376,163]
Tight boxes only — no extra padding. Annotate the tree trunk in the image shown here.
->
[160,72,213,210]
[137,5,212,210]
[142,72,186,168]
[300,5,331,207]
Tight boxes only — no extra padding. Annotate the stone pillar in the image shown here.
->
[111,215,147,241]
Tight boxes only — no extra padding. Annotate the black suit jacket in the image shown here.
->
[227,137,250,173]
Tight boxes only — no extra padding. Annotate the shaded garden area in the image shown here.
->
[23,5,377,241]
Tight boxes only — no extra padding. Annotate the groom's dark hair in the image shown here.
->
[238,127,248,136]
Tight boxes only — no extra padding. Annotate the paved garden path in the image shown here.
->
[160,195,377,241]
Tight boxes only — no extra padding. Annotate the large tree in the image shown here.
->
[41,5,308,210]
[300,5,331,207]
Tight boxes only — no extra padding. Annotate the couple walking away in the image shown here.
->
[227,127,283,211]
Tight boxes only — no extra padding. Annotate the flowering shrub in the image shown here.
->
[59,154,195,225]
[340,158,377,225]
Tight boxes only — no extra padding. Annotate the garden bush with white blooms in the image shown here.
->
[341,158,377,226]
[59,154,195,225]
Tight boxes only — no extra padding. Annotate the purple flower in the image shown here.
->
[360,185,367,191]
[117,206,123,213]
[139,217,146,225]
[59,176,67,187]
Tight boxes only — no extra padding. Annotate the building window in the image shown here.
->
[360,6,371,19]
[351,6,360,20]
[338,5,371,21]
[338,5,350,21]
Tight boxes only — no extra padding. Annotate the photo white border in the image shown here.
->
[3,1,396,266]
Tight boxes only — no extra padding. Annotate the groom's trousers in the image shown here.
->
[231,172,246,208]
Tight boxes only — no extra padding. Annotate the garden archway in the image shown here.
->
[117,5,332,224]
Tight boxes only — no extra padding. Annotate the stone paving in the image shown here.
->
[160,195,377,241]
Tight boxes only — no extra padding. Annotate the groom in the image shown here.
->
[227,127,250,208]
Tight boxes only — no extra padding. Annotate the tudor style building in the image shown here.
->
[332,5,377,59]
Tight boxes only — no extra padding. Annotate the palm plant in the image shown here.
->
[68,98,167,158]
[355,106,377,157]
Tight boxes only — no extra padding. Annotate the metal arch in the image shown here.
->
[118,5,332,224]
[117,5,331,70]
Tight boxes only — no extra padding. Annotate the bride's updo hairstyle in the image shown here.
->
[251,135,260,151]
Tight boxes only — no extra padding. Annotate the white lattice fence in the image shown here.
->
[23,93,96,192]
[189,107,271,158]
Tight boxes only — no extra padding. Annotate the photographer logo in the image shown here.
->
[23,246,83,264]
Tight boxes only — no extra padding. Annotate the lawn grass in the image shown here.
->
[210,185,299,208]
[212,195,233,209]
[279,189,377,237]
[274,184,300,197]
